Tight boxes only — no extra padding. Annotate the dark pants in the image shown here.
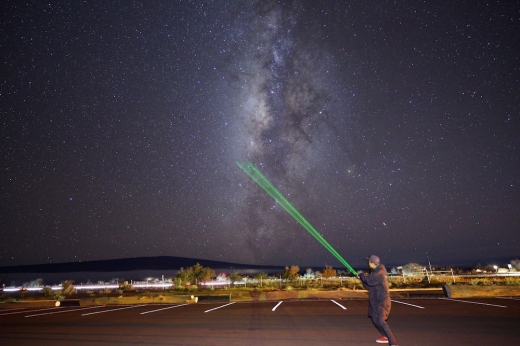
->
[371,314,398,345]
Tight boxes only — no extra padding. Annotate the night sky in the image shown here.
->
[2,1,519,269]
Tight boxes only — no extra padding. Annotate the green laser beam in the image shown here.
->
[236,161,357,275]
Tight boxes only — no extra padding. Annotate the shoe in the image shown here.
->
[376,336,388,343]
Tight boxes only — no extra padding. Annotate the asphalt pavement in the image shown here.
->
[1,297,519,345]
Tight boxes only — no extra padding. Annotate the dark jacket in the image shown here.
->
[359,264,391,319]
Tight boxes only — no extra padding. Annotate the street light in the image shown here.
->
[493,265,498,274]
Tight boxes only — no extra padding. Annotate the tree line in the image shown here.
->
[174,263,342,287]
[175,259,520,287]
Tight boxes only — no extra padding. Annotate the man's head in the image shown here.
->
[365,255,380,269]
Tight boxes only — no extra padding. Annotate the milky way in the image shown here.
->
[1,1,519,269]
[227,2,344,262]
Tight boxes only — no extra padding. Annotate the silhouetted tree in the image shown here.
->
[61,280,76,295]
[175,267,190,286]
[187,263,215,285]
[282,265,300,282]
[41,286,53,297]
[402,263,424,276]
[24,278,44,287]
[322,265,337,278]
[254,272,268,281]
[229,272,243,287]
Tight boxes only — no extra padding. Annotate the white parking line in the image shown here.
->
[25,306,101,317]
[272,301,283,311]
[391,300,425,309]
[82,305,146,316]
[0,307,63,316]
[141,304,188,314]
[203,302,235,313]
[331,300,347,310]
[495,297,520,301]
[440,298,507,308]
[0,307,27,314]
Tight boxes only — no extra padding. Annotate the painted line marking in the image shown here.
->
[25,306,101,317]
[495,297,520,301]
[0,307,63,316]
[82,305,146,316]
[272,301,283,311]
[391,299,425,309]
[440,298,506,308]
[203,302,235,313]
[331,300,347,310]
[141,304,188,314]
[0,307,27,314]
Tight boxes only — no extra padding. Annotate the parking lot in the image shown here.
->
[1,297,519,345]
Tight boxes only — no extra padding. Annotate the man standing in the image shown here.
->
[357,255,398,345]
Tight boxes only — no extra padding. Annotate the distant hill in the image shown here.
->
[0,256,285,274]
[2,255,517,286]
